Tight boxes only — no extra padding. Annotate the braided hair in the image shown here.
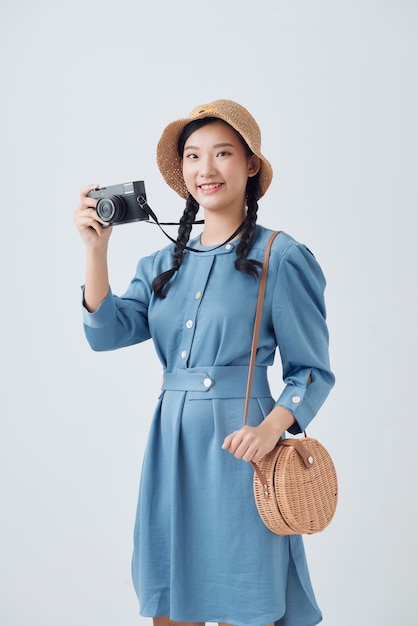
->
[152,118,262,298]
[151,193,200,298]
[234,175,262,278]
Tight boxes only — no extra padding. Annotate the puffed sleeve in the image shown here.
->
[272,241,335,434]
[82,252,158,352]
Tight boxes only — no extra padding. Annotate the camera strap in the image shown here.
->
[137,195,244,253]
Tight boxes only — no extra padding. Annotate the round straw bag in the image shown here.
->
[252,436,338,535]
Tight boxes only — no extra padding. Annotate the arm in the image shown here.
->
[75,184,152,351]
[223,240,335,463]
[271,242,335,434]
[74,184,112,312]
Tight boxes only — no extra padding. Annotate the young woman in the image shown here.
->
[74,99,335,626]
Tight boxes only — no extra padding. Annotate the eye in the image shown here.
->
[217,150,231,157]
[184,153,198,160]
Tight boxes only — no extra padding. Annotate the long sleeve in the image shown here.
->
[81,252,159,351]
[271,240,335,433]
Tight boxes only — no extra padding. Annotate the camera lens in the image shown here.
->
[96,195,126,223]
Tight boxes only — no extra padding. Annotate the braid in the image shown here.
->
[152,194,199,298]
[234,175,262,278]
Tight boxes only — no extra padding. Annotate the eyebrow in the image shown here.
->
[183,142,236,151]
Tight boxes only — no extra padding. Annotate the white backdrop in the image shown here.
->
[1,1,417,624]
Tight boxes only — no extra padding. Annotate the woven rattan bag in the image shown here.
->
[245,232,338,535]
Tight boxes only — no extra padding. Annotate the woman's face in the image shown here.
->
[181,120,260,218]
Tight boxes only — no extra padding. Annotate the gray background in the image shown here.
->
[1,0,417,624]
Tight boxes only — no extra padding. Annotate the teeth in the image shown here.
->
[201,183,220,190]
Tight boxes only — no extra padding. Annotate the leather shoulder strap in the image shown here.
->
[243,231,281,426]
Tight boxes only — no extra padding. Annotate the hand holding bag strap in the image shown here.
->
[243,230,281,427]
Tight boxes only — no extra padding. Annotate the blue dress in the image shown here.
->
[82,226,335,626]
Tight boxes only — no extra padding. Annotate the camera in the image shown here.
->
[88,180,149,226]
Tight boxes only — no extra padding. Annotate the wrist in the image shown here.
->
[264,405,296,437]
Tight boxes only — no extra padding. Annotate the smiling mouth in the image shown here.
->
[200,183,223,191]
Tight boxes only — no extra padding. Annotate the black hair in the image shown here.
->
[152,117,262,299]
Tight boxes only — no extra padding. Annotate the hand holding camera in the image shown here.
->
[74,183,110,246]
[74,180,149,249]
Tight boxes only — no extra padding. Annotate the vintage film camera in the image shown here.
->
[88,181,149,226]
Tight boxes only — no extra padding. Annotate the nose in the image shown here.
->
[199,155,215,178]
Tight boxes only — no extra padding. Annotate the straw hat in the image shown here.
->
[156,99,273,200]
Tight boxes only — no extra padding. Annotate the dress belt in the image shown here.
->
[161,365,271,399]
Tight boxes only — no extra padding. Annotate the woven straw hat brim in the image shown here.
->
[156,100,273,200]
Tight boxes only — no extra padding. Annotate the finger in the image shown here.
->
[224,425,253,450]
[77,186,100,211]
[223,433,261,462]
[75,206,108,229]
[252,452,265,464]
[80,183,100,198]
[242,445,263,463]
[76,196,98,215]
[76,214,106,236]
[74,210,95,229]
[222,431,245,455]
[221,432,235,450]
[233,438,254,460]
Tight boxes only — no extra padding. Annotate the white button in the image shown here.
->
[203,378,213,388]
[186,320,193,329]
[181,350,188,359]
[291,395,301,404]
[195,291,202,300]
[225,244,232,250]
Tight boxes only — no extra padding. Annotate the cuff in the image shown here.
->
[274,384,317,434]
[81,286,115,328]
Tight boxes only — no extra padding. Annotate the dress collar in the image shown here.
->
[185,235,239,256]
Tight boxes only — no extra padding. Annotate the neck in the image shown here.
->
[200,211,246,246]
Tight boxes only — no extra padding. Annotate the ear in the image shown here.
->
[248,155,261,177]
